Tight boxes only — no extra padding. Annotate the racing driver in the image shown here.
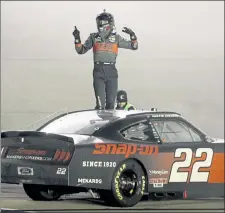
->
[73,10,138,110]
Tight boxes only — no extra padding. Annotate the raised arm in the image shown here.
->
[72,26,94,54]
[117,27,138,50]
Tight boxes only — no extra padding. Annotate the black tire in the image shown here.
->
[99,159,146,207]
[23,184,61,201]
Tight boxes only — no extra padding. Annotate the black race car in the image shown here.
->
[1,109,224,207]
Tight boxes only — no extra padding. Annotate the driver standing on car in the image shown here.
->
[73,10,138,110]
[116,90,136,110]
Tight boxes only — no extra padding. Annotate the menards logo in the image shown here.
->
[92,143,159,158]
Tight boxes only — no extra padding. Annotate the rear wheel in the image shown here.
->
[99,159,146,207]
[23,184,62,201]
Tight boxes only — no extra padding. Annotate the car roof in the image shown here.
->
[58,109,181,120]
[36,109,182,131]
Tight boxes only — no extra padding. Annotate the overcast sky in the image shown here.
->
[1,1,224,59]
[1,1,224,137]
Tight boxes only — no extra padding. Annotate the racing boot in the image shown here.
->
[105,103,115,110]
[94,105,104,110]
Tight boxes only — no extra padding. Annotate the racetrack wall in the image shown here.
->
[1,1,224,137]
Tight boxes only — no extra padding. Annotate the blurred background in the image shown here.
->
[1,1,224,137]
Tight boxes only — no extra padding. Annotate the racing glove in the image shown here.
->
[122,27,137,41]
[72,26,81,44]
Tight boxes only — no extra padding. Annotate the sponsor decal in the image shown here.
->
[17,167,34,176]
[149,177,168,184]
[16,148,47,155]
[151,114,179,118]
[149,122,161,143]
[141,176,146,195]
[93,144,159,158]
[153,183,163,188]
[93,43,118,54]
[149,170,169,176]
[114,164,126,200]
[77,178,102,184]
[56,168,67,175]
[82,161,116,168]
[6,155,52,161]
[6,148,53,161]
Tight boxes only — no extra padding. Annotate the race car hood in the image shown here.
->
[59,134,103,145]
[211,137,224,143]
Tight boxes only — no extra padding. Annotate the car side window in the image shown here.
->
[188,127,202,142]
[120,121,156,142]
[152,120,202,143]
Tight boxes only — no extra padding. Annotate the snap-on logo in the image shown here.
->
[92,144,159,158]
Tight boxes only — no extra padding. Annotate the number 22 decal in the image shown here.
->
[169,148,213,183]
[56,168,67,175]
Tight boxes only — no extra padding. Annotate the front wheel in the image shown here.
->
[99,159,146,207]
[23,184,62,201]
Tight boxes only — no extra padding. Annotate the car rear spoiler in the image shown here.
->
[1,131,74,144]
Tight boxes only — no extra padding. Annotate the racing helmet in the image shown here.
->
[117,90,128,103]
[96,9,115,32]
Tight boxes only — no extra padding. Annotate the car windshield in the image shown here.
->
[38,110,119,135]
[152,119,203,143]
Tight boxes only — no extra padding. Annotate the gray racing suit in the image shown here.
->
[75,30,138,109]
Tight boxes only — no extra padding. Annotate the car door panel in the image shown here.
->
[148,141,224,197]
[117,116,224,197]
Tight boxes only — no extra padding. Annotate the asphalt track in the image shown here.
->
[1,183,224,213]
